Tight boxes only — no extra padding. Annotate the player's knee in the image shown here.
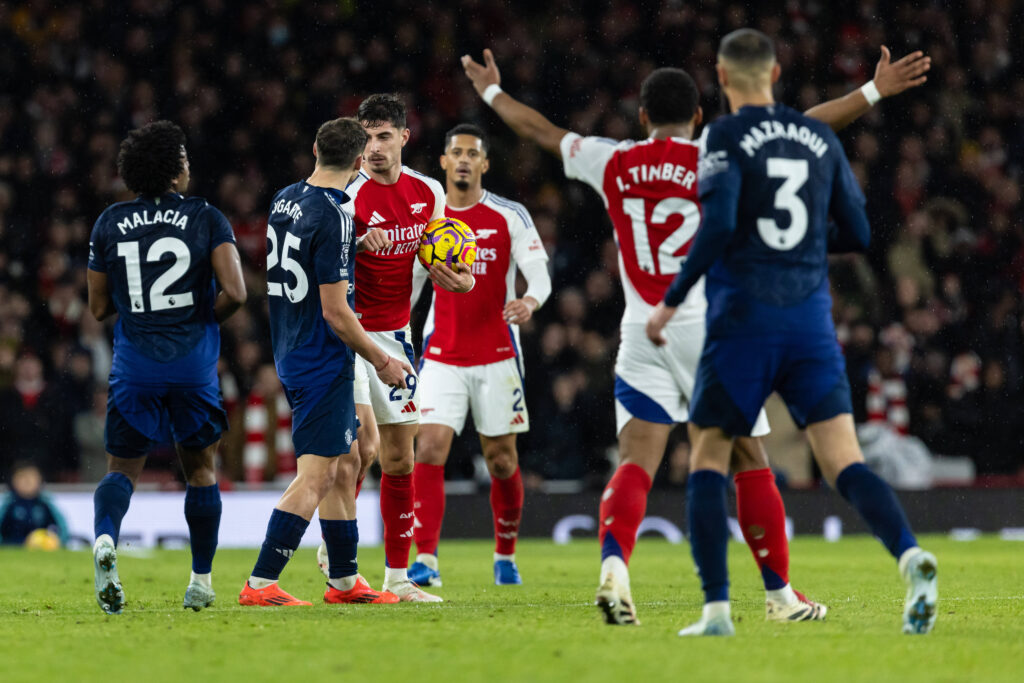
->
[333,453,360,489]
[415,436,448,466]
[483,442,518,479]
[357,433,379,470]
[731,437,769,472]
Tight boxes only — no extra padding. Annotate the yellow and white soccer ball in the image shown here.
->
[418,217,477,270]
[24,528,61,551]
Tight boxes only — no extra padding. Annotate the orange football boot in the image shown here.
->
[324,576,400,604]
[238,582,312,606]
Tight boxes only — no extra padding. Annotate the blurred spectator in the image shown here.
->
[0,461,69,546]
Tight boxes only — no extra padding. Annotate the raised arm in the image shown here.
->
[462,49,569,157]
[804,46,931,132]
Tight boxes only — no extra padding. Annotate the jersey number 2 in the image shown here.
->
[266,226,309,302]
[116,237,194,313]
[757,158,809,251]
[622,197,700,275]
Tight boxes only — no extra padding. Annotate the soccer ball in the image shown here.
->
[418,217,477,270]
[24,528,60,551]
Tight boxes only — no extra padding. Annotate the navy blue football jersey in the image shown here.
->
[664,104,869,335]
[88,193,235,384]
[267,181,357,388]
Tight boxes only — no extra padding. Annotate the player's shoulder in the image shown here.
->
[480,190,535,229]
[95,197,142,224]
[401,166,444,194]
[345,170,371,198]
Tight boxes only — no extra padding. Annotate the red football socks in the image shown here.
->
[380,473,414,569]
[734,468,790,589]
[491,468,524,555]
[412,463,445,556]
[598,463,652,564]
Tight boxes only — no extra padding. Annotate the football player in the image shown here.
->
[462,43,929,625]
[317,94,473,602]
[407,123,551,587]
[87,121,246,613]
[651,28,937,637]
[240,117,410,607]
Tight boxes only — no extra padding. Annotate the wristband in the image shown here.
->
[482,83,503,107]
[860,80,882,106]
[376,356,391,372]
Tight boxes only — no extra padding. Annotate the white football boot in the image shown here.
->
[93,535,124,615]
[595,556,639,625]
[678,602,735,637]
[900,548,938,634]
[765,587,828,622]
[383,579,443,603]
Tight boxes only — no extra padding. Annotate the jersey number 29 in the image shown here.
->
[116,237,194,313]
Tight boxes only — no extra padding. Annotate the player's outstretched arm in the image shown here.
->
[804,46,931,132]
[462,49,569,157]
[211,242,247,322]
[321,281,410,389]
[86,270,115,321]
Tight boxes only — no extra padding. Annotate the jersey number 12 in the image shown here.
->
[622,197,700,275]
[116,237,194,313]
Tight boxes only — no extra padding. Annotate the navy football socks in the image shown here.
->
[251,509,309,581]
[320,519,359,579]
[184,484,222,574]
[836,462,918,559]
[687,470,731,603]
[94,472,134,544]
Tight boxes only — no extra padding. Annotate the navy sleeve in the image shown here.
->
[207,206,236,250]
[664,123,742,307]
[827,139,870,253]
[313,203,351,285]
[87,214,107,272]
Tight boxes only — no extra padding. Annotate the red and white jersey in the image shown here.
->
[345,166,445,331]
[422,191,547,367]
[560,132,705,325]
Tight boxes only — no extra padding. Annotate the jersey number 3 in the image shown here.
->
[758,158,809,251]
[116,237,194,313]
[622,197,700,275]
[266,225,309,302]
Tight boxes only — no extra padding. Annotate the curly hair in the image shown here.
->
[357,93,407,130]
[639,68,700,125]
[117,120,186,196]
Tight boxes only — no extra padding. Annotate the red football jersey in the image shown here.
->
[560,132,705,324]
[345,167,445,331]
[422,191,547,366]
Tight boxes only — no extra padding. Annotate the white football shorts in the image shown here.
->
[614,321,770,437]
[353,327,419,425]
[418,357,529,437]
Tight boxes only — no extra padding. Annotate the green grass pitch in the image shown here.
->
[1,535,1021,682]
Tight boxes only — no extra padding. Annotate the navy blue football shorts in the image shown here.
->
[284,370,358,458]
[106,378,227,458]
[689,331,853,436]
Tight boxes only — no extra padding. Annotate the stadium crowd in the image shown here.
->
[0,0,1021,487]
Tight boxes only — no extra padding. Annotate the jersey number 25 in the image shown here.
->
[266,225,309,302]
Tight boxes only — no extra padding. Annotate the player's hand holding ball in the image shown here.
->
[374,354,411,390]
[357,227,393,253]
[419,217,477,293]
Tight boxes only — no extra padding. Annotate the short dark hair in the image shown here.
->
[718,28,776,66]
[357,93,407,130]
[444,123,489,155]
[117,120,186,196]
[639,68,700,125]
[315,117,369,169]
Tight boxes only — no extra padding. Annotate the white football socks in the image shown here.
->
[384,567,408,586]
[600,555,631,591]
[702,600,731,622]
[416,553,439,571]
[494,553,514,563]
[248,576,275,590]
[190,571,212,590]
[328,575,358,591]
[765,583,797,606]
